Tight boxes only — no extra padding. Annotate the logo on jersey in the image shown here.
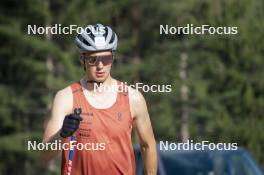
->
[81,112,94,124]
[117,112,122,121]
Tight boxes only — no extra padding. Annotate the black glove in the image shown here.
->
[60,108,82,138]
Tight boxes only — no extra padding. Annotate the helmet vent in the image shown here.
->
[109,34,115,44]
[77,34,91,46]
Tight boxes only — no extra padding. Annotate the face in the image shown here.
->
[80,51,113,83]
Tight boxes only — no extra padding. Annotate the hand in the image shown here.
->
[60,108,82,138]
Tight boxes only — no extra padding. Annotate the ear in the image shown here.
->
[80,55,87,71]
[80,55,84,65]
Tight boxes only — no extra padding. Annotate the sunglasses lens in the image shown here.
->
[101,56,113,65]
[83,54,113,66]
[88,57,97,65]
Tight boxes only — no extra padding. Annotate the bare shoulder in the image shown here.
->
[54,86,72,103]
[128,86,147,118]
[128,86,145,103]
[53,86,73,116]
[55,86,72,101]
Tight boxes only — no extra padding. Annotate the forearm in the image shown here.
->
[140,142,157,175]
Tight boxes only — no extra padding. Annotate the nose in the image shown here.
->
[96,61,104,69]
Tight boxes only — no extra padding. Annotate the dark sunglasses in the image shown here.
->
[81,54,113,66]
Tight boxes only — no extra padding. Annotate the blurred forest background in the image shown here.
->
[0,0,264,174]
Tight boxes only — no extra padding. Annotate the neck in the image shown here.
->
[84,76,115,93]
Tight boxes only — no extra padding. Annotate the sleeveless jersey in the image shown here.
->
[61,81,136,175]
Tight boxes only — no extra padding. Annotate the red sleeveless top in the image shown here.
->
[61,81,136,175]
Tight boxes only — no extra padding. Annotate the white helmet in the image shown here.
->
[75,24,118,52]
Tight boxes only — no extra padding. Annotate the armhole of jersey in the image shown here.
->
[117,81,133,123]
[124,83,134,123]
[117,81,128,95]
[70,81,83,113]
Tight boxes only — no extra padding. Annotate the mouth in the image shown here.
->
[95,71,105,77]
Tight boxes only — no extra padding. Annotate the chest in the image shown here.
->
[83,89,117,109]
[76,106,132,142]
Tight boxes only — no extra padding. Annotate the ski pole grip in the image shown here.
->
[74,108,82,115]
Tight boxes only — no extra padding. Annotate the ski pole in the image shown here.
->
[67,108,82,175]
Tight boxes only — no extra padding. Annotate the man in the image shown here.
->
[42,24,157,175]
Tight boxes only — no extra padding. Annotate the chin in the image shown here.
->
[89,72,110,83]
[94,77,107,83]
